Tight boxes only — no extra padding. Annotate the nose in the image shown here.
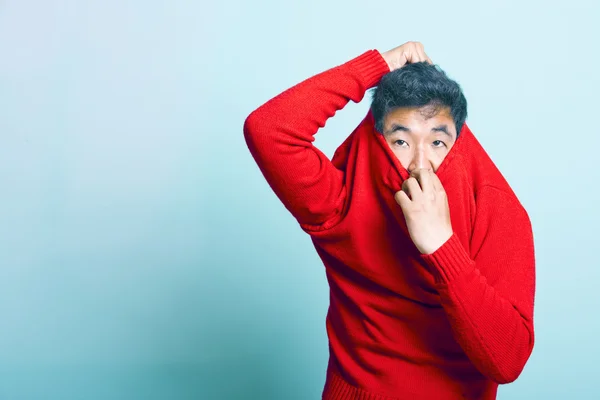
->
[407,147,432,174]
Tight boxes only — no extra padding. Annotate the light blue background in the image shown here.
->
[0,0,598,399]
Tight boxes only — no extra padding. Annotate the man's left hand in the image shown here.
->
[394,169,454,255]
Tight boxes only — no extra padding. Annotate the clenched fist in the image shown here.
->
[394,168,453,255]
[381,41,433,71]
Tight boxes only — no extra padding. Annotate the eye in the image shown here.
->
[432,140,446,148]
[394,140,407,147]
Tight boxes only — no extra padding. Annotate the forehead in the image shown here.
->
[382,105,456,139]
[384,105,453,124]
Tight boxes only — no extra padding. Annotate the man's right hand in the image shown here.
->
[381,41,433,71]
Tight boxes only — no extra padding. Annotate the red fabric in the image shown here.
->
[243,50,536,400]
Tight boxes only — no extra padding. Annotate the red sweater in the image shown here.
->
[243,50,536,400]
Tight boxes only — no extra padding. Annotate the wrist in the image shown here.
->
[379,50,393,71]
[419,229,454,255]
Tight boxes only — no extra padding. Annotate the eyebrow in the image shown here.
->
[385,123,453,138]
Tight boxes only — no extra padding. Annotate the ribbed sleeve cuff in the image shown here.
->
[420,233,476,284]
[343,50,390,89]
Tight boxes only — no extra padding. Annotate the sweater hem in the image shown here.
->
[322,370,403,400]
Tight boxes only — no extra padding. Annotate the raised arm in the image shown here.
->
[243,50,390,227]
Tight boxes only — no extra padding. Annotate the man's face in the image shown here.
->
[382,105,457,173]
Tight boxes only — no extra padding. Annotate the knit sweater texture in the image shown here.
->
[243,50,536,400]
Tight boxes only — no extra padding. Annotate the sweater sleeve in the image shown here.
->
[243,50,390,227]
[419,185,536,384]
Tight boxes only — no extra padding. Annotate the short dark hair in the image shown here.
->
[369,62,468,138]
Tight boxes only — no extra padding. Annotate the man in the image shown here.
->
[243,41,536,400]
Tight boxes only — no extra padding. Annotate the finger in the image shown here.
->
[416,46,428,63]
[411,169,434,195]
[406,42,421,64]
[419,45,433,64]
[415,42,429,63]
[394,190,411,209]
[403,177,423,202]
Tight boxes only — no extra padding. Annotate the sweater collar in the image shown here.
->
[364,111,468,192]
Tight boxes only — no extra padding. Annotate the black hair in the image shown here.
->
[369,62,467,139]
